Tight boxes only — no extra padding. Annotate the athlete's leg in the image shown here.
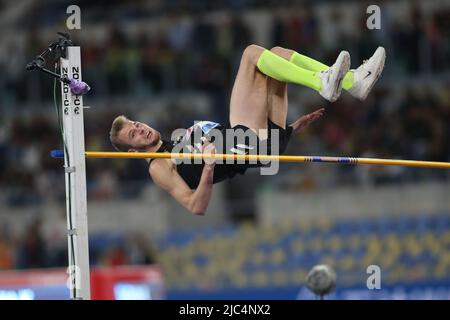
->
[265,47,292,129]
[229,44,348,139]
[256,46,350,102]
[229,44,316,138]
[290,49,354,90]
[276,46,386,101]
[229,44,270,139]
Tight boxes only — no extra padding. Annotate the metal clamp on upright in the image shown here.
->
[26,32,90,96]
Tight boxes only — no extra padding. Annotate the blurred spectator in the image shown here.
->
[126,233,157,265]
[100,246,129,266]
[15,218,47,269]
[0,229,14,270]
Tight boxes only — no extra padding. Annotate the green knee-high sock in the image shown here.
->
[256,50,322,92]
[290,52,354,90]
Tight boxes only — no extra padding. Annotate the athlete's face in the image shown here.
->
[119,119,161,151]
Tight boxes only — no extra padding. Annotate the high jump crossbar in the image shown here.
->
[50,150,450,169]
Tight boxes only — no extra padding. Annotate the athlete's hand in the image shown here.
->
[202,141,217,167]
[289,108,324,133]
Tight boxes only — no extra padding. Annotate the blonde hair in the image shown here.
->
[109,115,132,152]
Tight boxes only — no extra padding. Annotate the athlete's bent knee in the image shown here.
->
[270,46,292,60]
[242,44,264,65]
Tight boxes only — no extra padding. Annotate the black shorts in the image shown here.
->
[175,120,293,189]
[212,120,293,180]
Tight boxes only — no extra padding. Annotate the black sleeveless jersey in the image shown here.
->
[149,121,237,189]
[149,120,293,189]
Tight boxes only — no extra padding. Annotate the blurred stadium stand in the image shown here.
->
[156,212,450,299]
[0,0,449,299]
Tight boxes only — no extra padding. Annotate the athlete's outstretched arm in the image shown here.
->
[149,158,215,216]
[288,107,325,134]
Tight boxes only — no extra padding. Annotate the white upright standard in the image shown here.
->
[60,46,91,300]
